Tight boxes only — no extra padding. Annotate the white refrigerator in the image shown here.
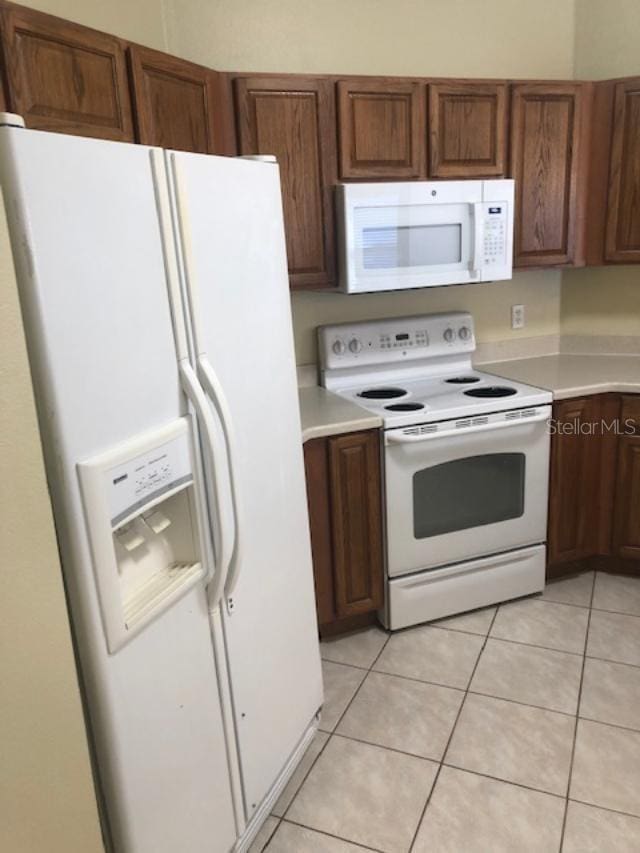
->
[0,118,323,852]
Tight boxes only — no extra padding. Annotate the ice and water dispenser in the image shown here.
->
[79,418,205,653]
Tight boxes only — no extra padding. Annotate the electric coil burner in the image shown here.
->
[358,387,407,400]
[464,386,517,398]
[385,402,425,412]
[318,311,553,634]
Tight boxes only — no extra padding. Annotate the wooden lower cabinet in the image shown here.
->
[547,393,640,578]
[304,429,384,632]
[613,397,640,560]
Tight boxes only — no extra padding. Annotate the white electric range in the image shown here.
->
[319,312,553,630]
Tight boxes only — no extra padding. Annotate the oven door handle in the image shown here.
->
[385,410,550,445]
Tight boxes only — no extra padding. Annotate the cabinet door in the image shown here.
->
[329,431,384,618]
[1,5,133,140]
[234,76,337,289]
[605,78,640,263]
[428,82,507,178]
[128,45,225,154]
[337,78,425,179]
[548,396,602,565]
[303,437,336,626]
[613,397,640,559]
[510,83,585,267]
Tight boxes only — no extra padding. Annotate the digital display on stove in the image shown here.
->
[395,333,410,341]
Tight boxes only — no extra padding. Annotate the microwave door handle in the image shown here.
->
[385,410,550,445]
[471,202,484,273]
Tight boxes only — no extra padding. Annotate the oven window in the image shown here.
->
[362,223,462,269]
[413,453,525,539]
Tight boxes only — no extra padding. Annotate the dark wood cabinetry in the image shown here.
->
[128,45,223,154]
[304,430,384,633]
[336,78,425,179]
[510,83,586,268]
[547,393,640,578]
[428,82,507,178]
[0,4,133,140]
[548,396,614,568]
[604,78,640,263]
[613,397,640,560]
[234,76,337,290]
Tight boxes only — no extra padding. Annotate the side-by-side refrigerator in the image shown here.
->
[0,117,323,852]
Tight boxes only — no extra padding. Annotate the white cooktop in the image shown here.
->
[319,312,552,429]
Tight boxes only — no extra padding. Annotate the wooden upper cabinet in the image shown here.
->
[510,83,585,268]
[128,45,222,154]
[234,76,337,289]
[605,78,640,263]
[0,4,133,140]
[428,82,507,178]
[336,78,425,179]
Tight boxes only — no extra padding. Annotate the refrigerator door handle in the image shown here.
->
[179,360,233,608]
[198,355,243,600]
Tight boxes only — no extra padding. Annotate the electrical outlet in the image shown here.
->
[511,304,525,330]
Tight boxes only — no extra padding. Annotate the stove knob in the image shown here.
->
[332,339,346,356]
[348,337,362,354]
[443,328,456,343]
[458,325,472,341]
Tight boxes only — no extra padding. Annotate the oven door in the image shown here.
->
[384,407,551,577]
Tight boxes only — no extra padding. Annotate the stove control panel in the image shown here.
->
[319,312,475,371]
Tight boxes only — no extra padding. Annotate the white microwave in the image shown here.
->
[336,179,514,293]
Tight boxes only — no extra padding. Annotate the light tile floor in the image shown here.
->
[252,571,640,852]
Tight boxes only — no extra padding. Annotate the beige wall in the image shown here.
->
[574,0,640,79]
[559,0,640,339]
[165,0,575,78]
[0,204,103,852]
[19,0,168,49]
[292,272,562,364]
[163,0,575,363]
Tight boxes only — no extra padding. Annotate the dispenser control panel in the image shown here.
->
[106,429,193,527]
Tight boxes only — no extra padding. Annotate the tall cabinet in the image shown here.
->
[234,76,338,290]
[509,83,587,268]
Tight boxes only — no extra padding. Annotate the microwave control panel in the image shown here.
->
[482,203,507,267]
[319,312,476,373]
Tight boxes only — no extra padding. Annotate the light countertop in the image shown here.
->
[481,354,640,400]
[299,386,382,443]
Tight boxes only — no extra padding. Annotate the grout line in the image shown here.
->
[481,633,586,658]
[589,606,640,619]
[407,606,500,852]
[261,815,281,851]
[280,817,384,852]
[331,730,441,764]
[558,569,595,852]
[440,762,566,801]
[567,797,640,823]
[575,715,640,737]
[277,730,332,821]
[583,653,640,671]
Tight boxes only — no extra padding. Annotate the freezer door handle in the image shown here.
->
[179,361,233,608]
[198,355,243,600]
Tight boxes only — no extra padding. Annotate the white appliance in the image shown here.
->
[0,116,323,852]
[336,179,514,292]
[320,312,551,631]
